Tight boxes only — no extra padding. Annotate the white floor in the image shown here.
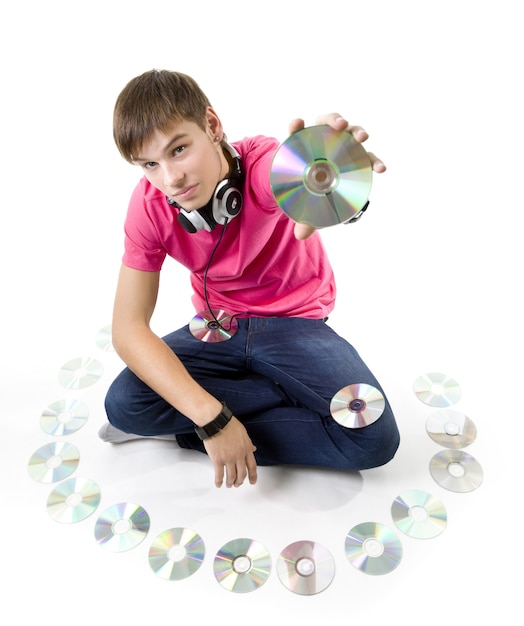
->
[2,1,522,623]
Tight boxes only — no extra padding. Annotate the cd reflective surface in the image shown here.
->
[47,476,101,523]
[148,528,205,581]
[94,503,150,552]
[28,441,79,483]
[413,372,461,407]
[277,540,335,595]
[429,449,484,492]
[345,522,403,575]
[57,357,104,390]
[40,398,89,436]
[391,489,447,539]
[214,538,271,593]
[425,409,477,448]
[330,383,385,428]
[270,125,373,228]
[189,309,238,342]
[95,324,114,352]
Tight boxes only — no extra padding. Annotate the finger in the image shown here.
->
[368,151,387,173]
[247,453,258,485]
[214,463,225,488]
[233,461,248,488]
[225,462,237,488]
[288,117,305,135]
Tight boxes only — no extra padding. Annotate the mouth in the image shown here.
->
[174,184,198,202]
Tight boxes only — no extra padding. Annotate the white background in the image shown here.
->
[1,1,521,622]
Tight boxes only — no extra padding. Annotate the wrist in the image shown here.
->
[194,401,233,441]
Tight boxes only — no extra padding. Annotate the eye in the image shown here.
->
[143,161,157,170]
[173,145,185,156]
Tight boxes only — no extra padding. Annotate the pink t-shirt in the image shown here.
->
[122,135,336,319]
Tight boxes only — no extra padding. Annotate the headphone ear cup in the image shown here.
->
[212,179,243,225]
[177,208,216,233]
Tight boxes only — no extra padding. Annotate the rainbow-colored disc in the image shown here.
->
[46,476,101,523]
[270,125,373,228]
[276,540,335,595]
[189,310,238,343]
[345,522,403,575]
[148,528,205,581]
[28,441,80,483]
[40,398,89,436]
[94,502,150,552]
[57,356,104,389]
[213,538,271,593]
[391,489,447,539]
[330,383,385,428]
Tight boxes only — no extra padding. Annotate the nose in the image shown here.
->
[162,162,184,190]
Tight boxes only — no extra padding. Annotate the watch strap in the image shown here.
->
[194,402,233,441]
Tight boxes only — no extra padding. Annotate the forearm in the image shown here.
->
[112,323,222,427]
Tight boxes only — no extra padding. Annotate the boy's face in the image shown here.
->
[133,108,228,212]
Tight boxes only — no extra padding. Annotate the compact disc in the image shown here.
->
[94,502,150,552]
[429,449,484,493]
[189,309,238,342]
[413,372,461,407]
[391,489,447,539]
[95,324,114,352]
[47,476,101,523]
[270,125,372,228]
[276,540,335,595]
[345,522,403,575]
[426,409,477,448]
[148,528,205,581]
[213,538,271,593]
[58,356,104,390]
[40,398,89,436]
[27,441,79,483]
[330,383,385,428]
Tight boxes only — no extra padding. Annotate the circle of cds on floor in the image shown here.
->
[429,449,484,492]
[148,528,205,581]
[345,522,403,575]
[40,398,89,436]
[213,538,272,593]
[413,372,461,407]
[46,476,101,523]
[28,441,80,483]
[425,409,477,448]
[57,357,104,390]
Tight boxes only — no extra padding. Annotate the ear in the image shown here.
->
[205,107,223,141]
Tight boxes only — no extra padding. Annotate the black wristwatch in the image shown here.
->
[194,402,234,441]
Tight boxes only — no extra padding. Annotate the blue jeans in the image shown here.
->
[104,318,400,470]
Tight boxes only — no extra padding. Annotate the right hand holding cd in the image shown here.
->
[203,417,258,488]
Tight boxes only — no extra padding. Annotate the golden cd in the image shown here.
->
[28,441,79,483]
[94,502,150,552]
[330,383,385,428]
[189,309,238,342]
[276,540,335,595]
[213,538,271,593]
[429,449,484,493]
[345,522,403,575]
[57,356,104,390]
[148,528,205,581]
[391,489,447,539]
[40,398,89,436]
[270,125,372,228]
[46,476,101,523]
[413,372,461,407]
[425,409,477,448]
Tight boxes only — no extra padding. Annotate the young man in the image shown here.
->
[100,69,400,488]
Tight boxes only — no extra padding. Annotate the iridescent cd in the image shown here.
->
[391,489,447,539]
[270,125,373,228]
[330,383,385,428]
[40,398,89,436]
[429,449,484,493]
[345,522,402,575]
[28,441,79,483]
[57,357,104,390]
[425,409,477,448]
[189,309,238,343]
[95,324,114,352]
[94,502,150,552]
[46,476,101,523]
[413,372,461,407]
[214,538,271,593]
[148,528,205,581]
[277,540,335,595]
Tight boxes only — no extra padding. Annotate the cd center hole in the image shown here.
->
[75,367,87,378]
[233,555,252,574]
[207,321,220,330]
[444,423,460,436]
[296,557,315,577]
[112,519,132,535]
[447,462,465,478]
[363,538,384,558]
[409,505,428,522]
[46,454,62,469]
[430,383,444,395]
[58,411,73,424]
[168,545,187,562]
[66,493,83,507]
[349,399,366,413]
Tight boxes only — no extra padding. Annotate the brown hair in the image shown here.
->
[113,69,212,163]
